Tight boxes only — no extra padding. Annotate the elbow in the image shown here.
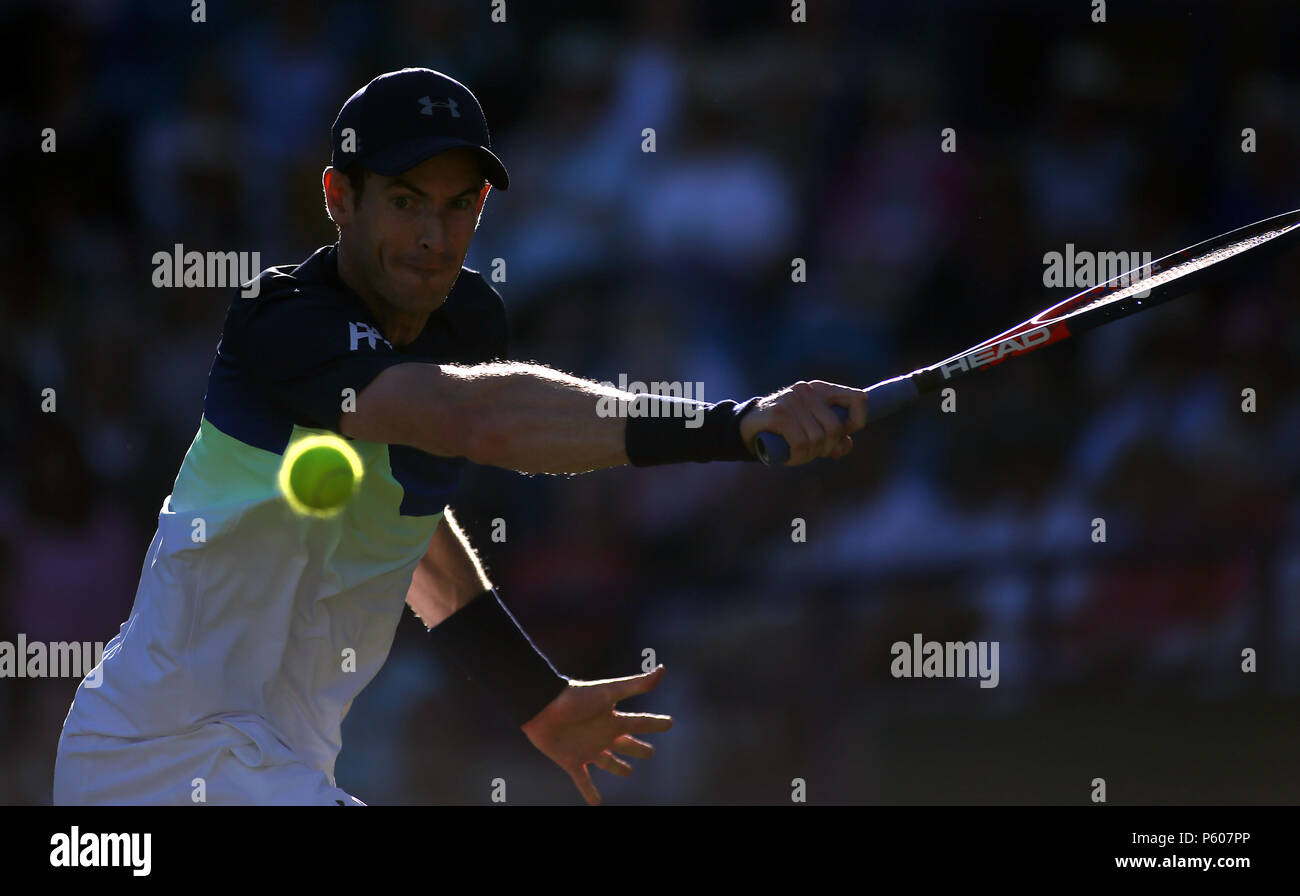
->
[427,376,503,464]
[347,363,511,463]
[381,365,515,466]
[408,369,495,462]
[456,402,511,466]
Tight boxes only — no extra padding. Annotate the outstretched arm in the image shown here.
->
[341,361,868,473]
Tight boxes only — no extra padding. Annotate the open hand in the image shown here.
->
[521,664,673,805]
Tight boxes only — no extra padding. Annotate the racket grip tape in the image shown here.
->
[754,376,919,466]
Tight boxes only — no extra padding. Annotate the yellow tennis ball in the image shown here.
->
[279,435,362,516]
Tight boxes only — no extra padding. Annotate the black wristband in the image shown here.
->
[426,589,569,727]
[625,395,764,466]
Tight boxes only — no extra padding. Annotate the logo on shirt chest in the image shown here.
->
[349,321,394,351]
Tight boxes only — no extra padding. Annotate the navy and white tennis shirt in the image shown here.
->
[54,244,506,804]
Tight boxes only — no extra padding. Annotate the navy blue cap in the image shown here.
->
[331,68,509,190]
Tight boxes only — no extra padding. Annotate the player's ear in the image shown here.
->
[324,166,358,228]
[323,167,341,225]
[475,181,491,228]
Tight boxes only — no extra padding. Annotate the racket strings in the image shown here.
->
[919,210,1300,377]
[1058,224,1300,319]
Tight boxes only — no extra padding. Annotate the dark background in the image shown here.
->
[2,0,1298,804]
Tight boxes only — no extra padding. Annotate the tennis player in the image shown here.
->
[53,68,867,806]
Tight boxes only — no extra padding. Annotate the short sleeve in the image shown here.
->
[439,270,509,362]
[236,292,408,434]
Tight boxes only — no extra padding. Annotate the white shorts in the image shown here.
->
[53,720,364,806]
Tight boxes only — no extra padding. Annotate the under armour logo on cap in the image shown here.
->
[418,96,460,118]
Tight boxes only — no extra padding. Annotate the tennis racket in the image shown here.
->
[755,207,1300,466]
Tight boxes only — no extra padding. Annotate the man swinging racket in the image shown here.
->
[53,68,867,806]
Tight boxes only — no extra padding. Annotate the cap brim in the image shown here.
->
[363,136,509,189]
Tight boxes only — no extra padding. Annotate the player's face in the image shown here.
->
[337,147,489,314]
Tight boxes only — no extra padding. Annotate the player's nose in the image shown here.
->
[416,214,451,253]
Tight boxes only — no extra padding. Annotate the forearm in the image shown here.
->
[447,362,634,474]
[406,506,492,629]
[412,506,569,726]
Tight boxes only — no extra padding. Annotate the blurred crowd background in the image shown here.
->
[2,0,1299,804]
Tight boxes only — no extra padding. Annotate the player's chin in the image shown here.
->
[394,278,452,310]
[403,266,453,292]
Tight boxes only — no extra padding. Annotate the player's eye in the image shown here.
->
[392,195,414,211]
[452,197,473,210]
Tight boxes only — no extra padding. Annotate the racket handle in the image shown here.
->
[754,377,919,466]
